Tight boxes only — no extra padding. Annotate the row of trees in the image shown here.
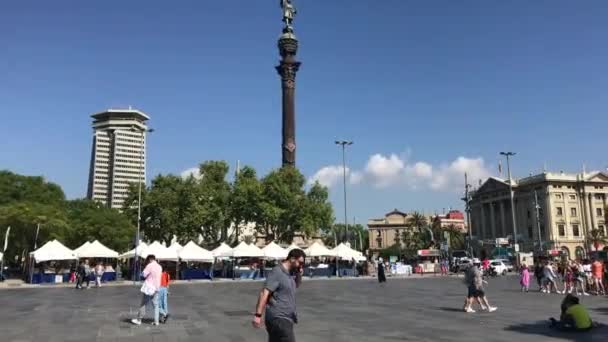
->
[122,162,334,247]
[0,171,134,266]
[380,211,466,259]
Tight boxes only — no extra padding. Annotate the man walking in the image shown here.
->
[252,248,306,342]
[463,264,497,313]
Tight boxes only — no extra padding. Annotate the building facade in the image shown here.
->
[87,108,150,209]
[432,210,467,233]
[469,171,608,258]
[367,210,436,251]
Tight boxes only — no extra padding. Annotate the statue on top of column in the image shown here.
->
[280,0,297,31]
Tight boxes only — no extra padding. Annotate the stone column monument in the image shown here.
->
[276,0,300,167]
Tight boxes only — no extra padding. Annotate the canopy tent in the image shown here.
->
[73,241,91,256]
[168,241,183,252]
[0,251,3,260]
[76,240,119,258]
[262,241,288,260]
[304,242,335,257]
[212,243,233,258]
[285,243,302,253]
[119,242,148,259]
[332,243,367,261]
[332,243,359,259]
[178,241,214,262]
[141,241,179,260]
[30,240,77,262]
[230,241,264,258]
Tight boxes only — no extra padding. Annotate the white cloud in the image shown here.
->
[350,171,364,185]
[180,167,202,180]
[364,153,405,188]
[309,152,492,192]
[308,165,348,188]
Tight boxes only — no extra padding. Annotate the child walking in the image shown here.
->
[520,264,530,292]
[159,265,170,323]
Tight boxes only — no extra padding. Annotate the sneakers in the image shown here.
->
[130,319,142,326]
[583,292,590,296]
[161,314,169,324]
[465,307,476,313]
[488,306,497,313]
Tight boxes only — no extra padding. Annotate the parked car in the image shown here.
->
[489,260,508,275]
[498,259,514,272]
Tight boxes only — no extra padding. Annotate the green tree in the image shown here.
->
[401,229,425,259]
[0,171,68,266]
[445,224,465,250]
[197,161,232,244]
[64,199,134,252]
[409,211,428,232]
[229,166,262,243]
[257,167,333,244]
[325,223,367,250]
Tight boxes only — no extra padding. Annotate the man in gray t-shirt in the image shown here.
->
[253,248,306,342]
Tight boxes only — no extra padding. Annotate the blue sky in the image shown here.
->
[1,1,607,223]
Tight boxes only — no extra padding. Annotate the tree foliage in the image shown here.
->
[122,163,334,247]
[0,171,134,267]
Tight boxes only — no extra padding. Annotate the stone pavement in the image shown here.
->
[0,276,607,341]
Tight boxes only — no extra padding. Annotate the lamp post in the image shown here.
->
[500,151,518,251]
[131,127,154,283]
[335,140,353,244]
[464,172,473,256]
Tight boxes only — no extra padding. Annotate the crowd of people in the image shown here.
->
[527,258,606,296]
[74,259,114,289]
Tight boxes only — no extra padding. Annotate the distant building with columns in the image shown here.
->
[469,171,608,259]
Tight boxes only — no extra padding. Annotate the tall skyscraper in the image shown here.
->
[87,108,150,209]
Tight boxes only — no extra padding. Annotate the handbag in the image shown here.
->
[140,282,156,296]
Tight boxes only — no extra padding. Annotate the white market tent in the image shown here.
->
[141,241,179,260]
[73,241,91,256]
[212,243,233,258]
[285,243,302,253]
[230,241,264,258]
[30,240,78,262]
[168,241,183,252]
[332,243,366,261]
[304,241,335,257]
[77,240,119,259]
[0,251,3,260]
[262,241,288,260]
[178,241,214,262]
[119,242,148,259]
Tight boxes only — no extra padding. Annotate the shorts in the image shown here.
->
[467,286,484,298]
[593,274,603,280]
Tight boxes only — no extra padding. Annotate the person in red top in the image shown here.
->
[591,258,605,295]
[159,265,171,323]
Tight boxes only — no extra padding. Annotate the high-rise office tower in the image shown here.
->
[87,108,150,209]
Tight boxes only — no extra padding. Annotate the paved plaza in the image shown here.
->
[1,276,607,341]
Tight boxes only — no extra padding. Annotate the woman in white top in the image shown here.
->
[95,262,105,288]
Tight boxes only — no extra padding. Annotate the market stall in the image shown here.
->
[76,240,119,282]
[416,249,441,274]
[230,242,264,279]
[262,241,288,260]
[141,241,180,279]
[211,243,233,278]
[331,243,364,277]
[29,240,78,284]
[304,242,335,277]
[178,241,214,280]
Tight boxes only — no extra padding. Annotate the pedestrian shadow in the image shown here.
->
[436,307,464,313]
[504,321,607,341]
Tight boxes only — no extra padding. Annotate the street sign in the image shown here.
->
[514,244,520,252]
